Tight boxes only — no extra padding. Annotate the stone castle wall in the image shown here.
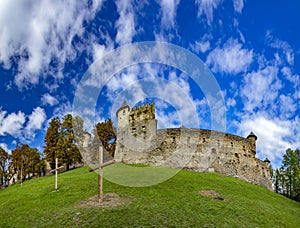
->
[115,102,272,190]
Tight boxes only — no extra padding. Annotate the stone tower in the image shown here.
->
[116,100,130,131]
[247,131,257,157]
[114,101,158,162]
[128,102,157,140]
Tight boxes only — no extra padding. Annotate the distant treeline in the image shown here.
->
[271,148,300,202]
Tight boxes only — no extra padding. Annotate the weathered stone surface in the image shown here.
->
[115,102,272,190]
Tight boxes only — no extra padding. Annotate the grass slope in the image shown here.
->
[0,165,299,227]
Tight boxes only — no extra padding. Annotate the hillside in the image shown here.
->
[0,165,299,227]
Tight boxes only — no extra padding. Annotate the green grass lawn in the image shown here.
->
[0,164,299,227]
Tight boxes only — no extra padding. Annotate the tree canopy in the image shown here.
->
[95,118,116,157]
[272,148,300,202]
[44,114,84,171]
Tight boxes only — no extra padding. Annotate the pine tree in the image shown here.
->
[281,148,300,200]
[44,117,61,169]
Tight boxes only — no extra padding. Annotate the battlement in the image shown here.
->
[129,102,155,121]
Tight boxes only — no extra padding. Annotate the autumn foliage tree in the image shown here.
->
[10,144,43,183]
[44,117,61,169]
[44,114,83,171]
[95,119,116,157]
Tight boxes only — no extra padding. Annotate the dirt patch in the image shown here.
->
[76,193,130,208]
[198,190,225,201]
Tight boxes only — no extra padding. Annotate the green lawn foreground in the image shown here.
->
[0,164,299,227]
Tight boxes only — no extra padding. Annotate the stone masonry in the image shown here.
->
[114,101,273,190]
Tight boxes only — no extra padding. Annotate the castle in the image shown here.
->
[114,101,273,190]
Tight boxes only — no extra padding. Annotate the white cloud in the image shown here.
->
[41,93,59,106]
[159,0,180,28]
[0,110,25,137]
[240,66,281,112]
[195,0,223,24]
[0,0,103,89]
[206,39,253,74]
[25,107,46,134]
[226,97,236,107]
[115,0,136,45]
[237,115,296,167]
[266,31,295,66]
[190,35,211,53]
[233,0,245,13]
[53,102,72,119]
[278,94,297,119]
[281,66,299,86]
[0,143,10,153]
[0,106,47,142]
[106,64,202,129]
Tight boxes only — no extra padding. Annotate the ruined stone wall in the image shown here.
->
[114,102,272,190]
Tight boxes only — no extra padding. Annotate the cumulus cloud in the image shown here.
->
[206,39,253,74]
[0,110,25,137]
[41,93,59,106]
[104,64,203,129]
[237,115,296,167]
[115,0,136,45]
[240,66,281,112]
[0,0,102,89]
[278,94,297,119]
[0,107,46,142]
[190,34,212,53]
[195,0,223,24]
[25,107,46,133]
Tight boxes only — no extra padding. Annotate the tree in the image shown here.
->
[44,117,61,169]
[0,147,11,188]
[95,119,116,157]
[10,144,42,183]
[56,114,83,170]
[281,148,300,199]
[72,115,85,146]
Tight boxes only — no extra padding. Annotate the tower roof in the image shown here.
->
[116,100,130,116]
[247,131,257,140]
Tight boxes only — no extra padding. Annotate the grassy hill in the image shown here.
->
[0,165,299,227]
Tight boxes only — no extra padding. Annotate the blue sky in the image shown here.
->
[0,0,299,168]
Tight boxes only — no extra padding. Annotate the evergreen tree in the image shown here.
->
[274,168,280,194]
[44,117,61,169]
[282,148,300,199]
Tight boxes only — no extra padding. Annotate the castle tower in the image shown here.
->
[128,102,157,140]
[116,100,130,131]
[114,101,157,162]
[247,131,257,156]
